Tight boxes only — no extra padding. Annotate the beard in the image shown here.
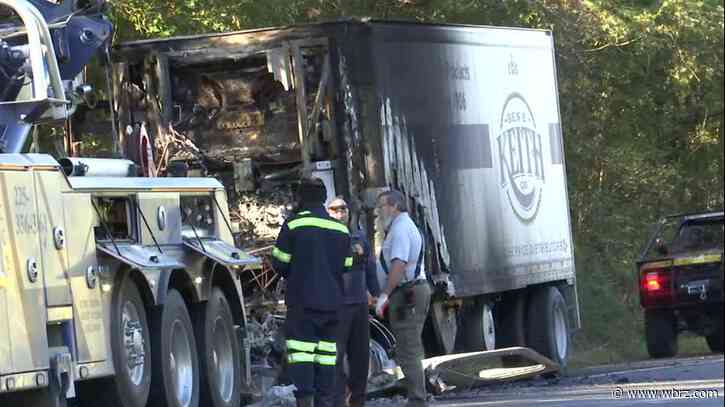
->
[381,214,394,231]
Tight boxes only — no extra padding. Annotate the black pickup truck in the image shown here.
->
[637,211,723,358]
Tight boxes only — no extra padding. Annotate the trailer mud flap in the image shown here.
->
[97,242,184,269]
[183,238,259,268]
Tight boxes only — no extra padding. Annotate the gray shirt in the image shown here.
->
[378,212,426,289]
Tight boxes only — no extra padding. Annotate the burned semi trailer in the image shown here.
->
[111,20,580,369]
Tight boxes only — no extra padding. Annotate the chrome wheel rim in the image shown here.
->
[482,303,496,350]
[170,320,194,407]
[554,303,568,360]
[122,301,146,386]
[213,316,235,402]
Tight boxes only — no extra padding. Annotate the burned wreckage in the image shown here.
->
[106,22,410,386]
[77,20,580,391]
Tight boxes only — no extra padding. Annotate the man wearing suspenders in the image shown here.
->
[374,190,431,407]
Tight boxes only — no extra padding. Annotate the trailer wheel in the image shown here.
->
[429,300,458,354]
[527,286,569,368]
[193,287,241,407]
[463,299,496,352]
[150,289,200,407]
[644,309,678,358]
[77,277,151,407]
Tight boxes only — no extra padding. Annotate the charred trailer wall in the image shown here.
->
[109,21,577,302]
[112,53,302,168]
[363,23,576,298]
[327,23,386,243]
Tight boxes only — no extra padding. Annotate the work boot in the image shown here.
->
[296,396,314,407]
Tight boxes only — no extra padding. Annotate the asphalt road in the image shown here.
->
[365,354,724,407]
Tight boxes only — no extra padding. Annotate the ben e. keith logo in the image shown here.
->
[497,93,545,221]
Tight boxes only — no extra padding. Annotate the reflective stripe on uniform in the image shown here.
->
[316,340,336,354]
[315,354,337,366]
[288,217,350,235]
[344,257,353,267]
[286,339,318,353]
[298,211,311,215]
[288,352,316,364]
[272,247,292,263]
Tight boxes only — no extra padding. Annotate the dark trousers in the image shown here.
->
[335,303,370,406]
[389,283,431,407]
[284,306,339,407]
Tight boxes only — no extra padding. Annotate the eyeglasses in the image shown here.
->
[328,206,348,212]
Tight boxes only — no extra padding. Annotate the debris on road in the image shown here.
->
[248,385,297,407]
[421,347,560,389]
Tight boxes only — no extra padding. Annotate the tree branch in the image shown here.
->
[582,36,641,53]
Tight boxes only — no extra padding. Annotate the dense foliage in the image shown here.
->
[110,0,723,362]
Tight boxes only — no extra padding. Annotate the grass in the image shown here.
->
[569,334,713,370]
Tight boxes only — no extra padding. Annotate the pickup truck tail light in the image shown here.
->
[644,272,663,291]
[639,261,674,307]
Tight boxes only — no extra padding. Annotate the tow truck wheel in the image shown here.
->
[193,287,241,407]
[527,286,570,368]
[150,289,200,407]
[77,276,151,407]
[0,387,66,407]
[645,309,678,358]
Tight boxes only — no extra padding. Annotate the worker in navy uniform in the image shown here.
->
[327,196,380,407]
[271,178,353,407]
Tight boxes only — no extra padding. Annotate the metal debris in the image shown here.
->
[248,384,297,407]
[231,189,294,248]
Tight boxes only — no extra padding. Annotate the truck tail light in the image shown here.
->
[644,272,663,291]
[639,265,673,306]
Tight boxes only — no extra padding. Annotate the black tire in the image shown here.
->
[429,300,458,354]
[193,287,241,407]
[495,292,527,367]
[706,322,723,353]
[0,387,67,407]
[463,298,496,352]
[149,289,200,407]
[526,286,570,369]
[77,277,151,407]
[645,309,678,358]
